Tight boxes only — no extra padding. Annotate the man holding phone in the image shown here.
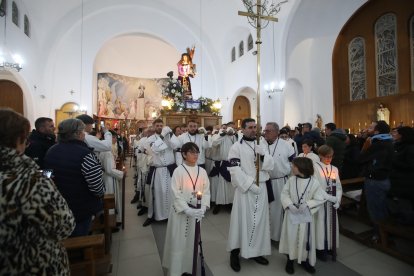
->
[76,114,112,153]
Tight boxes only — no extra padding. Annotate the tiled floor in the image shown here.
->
[109,169,414,276]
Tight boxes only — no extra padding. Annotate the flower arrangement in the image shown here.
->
[162,71,185,112]
[197,96,220,115]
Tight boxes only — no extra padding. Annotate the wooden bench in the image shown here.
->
[91,194,117,253]
[378,218,414,265]
[63,234,111,276]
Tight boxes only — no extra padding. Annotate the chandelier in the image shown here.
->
[241,0,288,29]
[0,55,23,72]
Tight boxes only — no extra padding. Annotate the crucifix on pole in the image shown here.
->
[238,0,287,185]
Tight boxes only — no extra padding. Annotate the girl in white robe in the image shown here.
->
[314,145,343,261]
[279,157,325,274]
[163,142,210,276]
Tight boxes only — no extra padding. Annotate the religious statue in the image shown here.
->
[315,114,323,129]
[177,46,196,100]
[376,103,390,124]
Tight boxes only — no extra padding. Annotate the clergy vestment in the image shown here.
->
[136,136,152,208]
[298,152,320,163]
[264,138,295,241]
[313,162,343,250]
[171,132,211,166]
[162,164,210,276]
[227,138,274,258]
[98,150,124,222]
[279,176,325,265]
[145,133,176,221]
[211,132,237,204]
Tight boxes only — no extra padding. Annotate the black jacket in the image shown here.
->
[390,142,414,201]
[358,137,394,180]
[25,130,56,169]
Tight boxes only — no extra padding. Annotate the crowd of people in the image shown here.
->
[1,105,413,275]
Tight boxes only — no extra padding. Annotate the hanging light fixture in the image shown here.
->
[0,3,23,72]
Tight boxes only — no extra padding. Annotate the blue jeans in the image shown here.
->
[364,178,390,231]
[70,217,92,237]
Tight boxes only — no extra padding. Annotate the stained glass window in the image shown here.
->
[248,34,253,51]
[239,41,244,57]
[375,13,398,96]
[24,15,30,37]
[12,1,19,26]
[231,47,236,62]
[349,37,367,100]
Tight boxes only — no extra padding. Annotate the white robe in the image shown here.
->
[171,132,211,165]
[313,162,343,250]
[227,138,274,258]
[298,152,320,163]
[279,176,325,265]
[211,133,237,205]
[99,151,124,222]
[145,133,176,221]
[136,137,152,207]
[162,164,210,276]
[264,138,295,241]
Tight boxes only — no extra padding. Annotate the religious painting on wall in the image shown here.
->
[97,72,167,120]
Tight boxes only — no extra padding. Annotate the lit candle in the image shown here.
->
[393,120,396,127]
[364,122,367,127]
[348,128,351,134]
[196,191,202,201]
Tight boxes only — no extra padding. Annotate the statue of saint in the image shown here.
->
[315,114,323,129]
[177,46,196,100]
[376,103,390,124]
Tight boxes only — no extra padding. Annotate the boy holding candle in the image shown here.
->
[162,142,210,276]
[313,145,343,261]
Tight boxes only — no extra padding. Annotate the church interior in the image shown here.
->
[1,0,414,275]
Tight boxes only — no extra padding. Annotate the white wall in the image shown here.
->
[285,0,367,126]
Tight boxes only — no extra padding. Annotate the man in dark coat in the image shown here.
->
[325,123,346,174]
[25,117,56,169]
[358,120,394,241]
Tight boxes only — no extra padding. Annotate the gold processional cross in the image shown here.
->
[238,0,287,185]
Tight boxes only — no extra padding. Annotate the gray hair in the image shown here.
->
[266,122,280,133]
[58,119,85,142]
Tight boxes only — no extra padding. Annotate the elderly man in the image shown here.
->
[25,117,56,169]
[227,118,274,272]
[263,122,295,242]
[45,118,105,236]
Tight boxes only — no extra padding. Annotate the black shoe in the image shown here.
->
[250,256,269,265]
[213,205,221,215]
[230,250,241,272]
[136,204,142,210]
[316,249,327,262]
[181,273,192,276]
[130,193,140,204]
[137,207,148,216]
[300,261,315,274]
[142,218,154,227]
[111,227,120,233]
[285,260,294,274]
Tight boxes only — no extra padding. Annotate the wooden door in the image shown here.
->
[0,80,23,114]
[233,96,251,128]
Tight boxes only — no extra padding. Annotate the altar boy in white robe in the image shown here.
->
[314,145,343,261]
[263,122,295,241]
[143,119,176,226]
[227,118,274,272]
[163,142,210,276]
[279,157,326,274]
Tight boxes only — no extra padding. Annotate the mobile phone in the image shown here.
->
[42,169,53,178]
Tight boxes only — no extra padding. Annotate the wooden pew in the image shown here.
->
[63,234,111,276]
[378,218,414,265]
[91,194,117,253]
